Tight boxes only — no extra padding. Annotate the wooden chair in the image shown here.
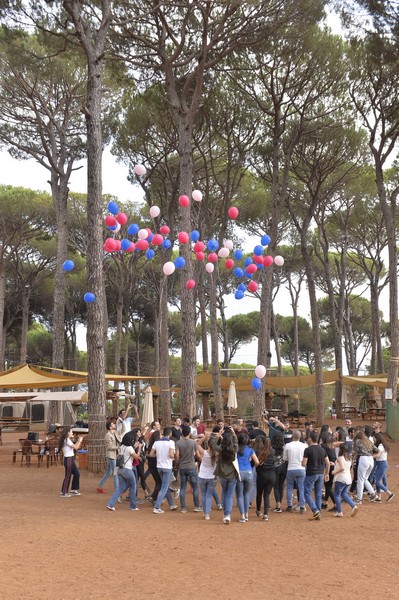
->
[19,439,33,467]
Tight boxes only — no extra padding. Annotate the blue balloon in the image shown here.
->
[245,272,254,278]
[83,292,96,303]
[190,230,200,242]
[257,263,264,270]
[244,257,253,267]
[253,245,264,256]
[121,239,131,251]
[174,256,186,269]
[146,249,155,260]
[108,224,117,231]
[234,249,243,260]
[62,260,75,272]
[233,267,244,278]
[251,377,262,391]
[207,239,219,251]
[261,234,271,246]
[237,283,246,292]
[107,201,119,215]
[147,233,154,243]
[162,239,172,249]
[235,290,245,300]
[127,223,140,235]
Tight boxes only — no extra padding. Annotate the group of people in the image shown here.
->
[58,410,395,524]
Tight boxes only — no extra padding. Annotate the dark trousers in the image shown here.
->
[274,462,287,504]
[256,469,276,515]
[61,456,80,494]
[324,467,335,505]
[148,462,162,501]
[136,460,147,491]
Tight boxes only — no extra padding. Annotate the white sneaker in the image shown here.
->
[153,507,164,514]
[170,505,178,511]
[193,507,203,512]
[223,516,231,525]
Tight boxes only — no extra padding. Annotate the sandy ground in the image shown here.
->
[0,420,398,600]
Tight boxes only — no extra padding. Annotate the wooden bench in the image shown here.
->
[0,417,30,431]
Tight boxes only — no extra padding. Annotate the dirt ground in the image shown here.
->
[0,419,398,600]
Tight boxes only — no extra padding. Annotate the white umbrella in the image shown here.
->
[227,380,237,412]
[341,385,348,407]
[141,385,154,428]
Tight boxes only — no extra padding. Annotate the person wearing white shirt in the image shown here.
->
[150,427,177,513]
[283,430,306,513]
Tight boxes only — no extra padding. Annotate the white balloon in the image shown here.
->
[192,189,202,202]
[274,255,285,266]
[223,239,234,250]
[218,247,229,258]
[134,164,146,176]
[138,228,149,240]
[149,206,160,218]
[205,262,214,273]
[163,261,175,276]
[255,364,267,379]
[114,223,121,233]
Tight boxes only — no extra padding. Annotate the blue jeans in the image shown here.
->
[286,469,305,508]
[236,471,253,515]
[199,477,216,515]
[179,467,200,509]
[304,473,324,513]
[107,468,137,509]
[212,484,220,507]
[249,466,257,503]
[219,477,237,518]
[374,460,389,493]
[333,481,355,512]
[154,468,174,509]
[98,457,119,491]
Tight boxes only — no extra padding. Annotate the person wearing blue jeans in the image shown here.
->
[286,469,305,509]
[209,428,239,524]
[283,429,306,513]
[180,468,201,510]
[97,421,119,494]
[176,426,202,512]
[107,467,138,510]
[199,477,216,517]
[373,433,395,502]
[150,427,177,514]
[302,430,330,520]
[220,477,238,519]
[332,443,358,517]
[236,432,259,522]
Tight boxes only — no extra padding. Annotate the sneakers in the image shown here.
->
[353,498,362,505]
[193,507,203,512]
[223,516,231,525]
[129,507,141,511]
[135,498,145,505]
[300,507,306,514]
[273,507,283,513]
[153,507,164,514]
[71,490,81,496]
[106,505,115,511]
[327,506,337,512]
[60,493,71,498]
[286,506,293,513]
[371,496,382,502]
[170,505,178,511]
[174,489,180,499]
[145,496,154,504]
[333,512,344,517]
[256,511,262,517]
[351,505,358,517]
[239,517,246,523]
[387,492,395,503]
[117,497,122,504]
[369,493,377,501]
[96,487,105,494]
[309,511,321,521]
[244,513,249,521]
[263,514,269,521]
[204,514,210,520]
[217,504,223,511]
[181,508,188,513]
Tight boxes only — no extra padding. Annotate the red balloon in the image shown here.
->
[126,242,135,252]
[116,212,128,225]
[146,227,152,237]
[208,252,218,263]
[186,279,196,290]
[248,281,259,293]
[263,255,274,267]
[196,251,205,261]
[178,231,189,244]
[253,254,264,264]
[228,206,239,219]
[179,195,190,208]
[225,258,235,269]
[152,234,164,246]
[193,241,205,253]
[104,215,117,227]
[246,263,257,274]
[136,239,149,251]
[114,239,122,251]
[104,238,117,252]
[159,225,170,235]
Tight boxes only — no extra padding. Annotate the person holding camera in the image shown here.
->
[58,427,84,498]
[209,426,239,524]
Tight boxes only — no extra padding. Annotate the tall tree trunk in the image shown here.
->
[0,251,6,369]
[209,272,223,420]
[159,277,171,426]
[197,270,209,371]
[19,287,30,363]
[113,284,123,383]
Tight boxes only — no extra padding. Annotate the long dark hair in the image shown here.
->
[220,431,236,463]
[147,430,160,453]
[256,436,272,465]
[320,431,333,448]
[271,432,284,456]
[374,432,389,452]
[121,431,135,447]
[58,427,72,452]
[338,443,350,461]
[237,432,249,456]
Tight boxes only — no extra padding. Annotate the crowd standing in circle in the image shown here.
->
[61,410,395,523]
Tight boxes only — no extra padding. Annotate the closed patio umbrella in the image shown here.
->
[141,385,154,428]
[227,380,237,412]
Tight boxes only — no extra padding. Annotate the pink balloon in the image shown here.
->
[205,262,214,273]
[192,190,202,202]
[159,225,170,235]
[152,234,164,246]
[104,215,117,227]
[138,228,149,240]
[146,227,152,237]
[223,239,234,250]
[248,280,259,293]
[134,164,146,176]
[136,239,149,251]
[178,231,189,244]
[186,279,196,290]
[104,238,117,252]
[228,206,239,219]
[208,252,218,263]
[116,212,128,225]
[218,247,229,258]
[274,255,285,266]
[149,206,160,218]
[263,256,274,267]
[163,261,175,275]
[253,254,264,264]
[255,364,266,378]
[114,239,122,251]
[246,263,257,274]
[179,195,190,208]
[193,241,205,253]
[225,258,235,269]
[196,251,205,261]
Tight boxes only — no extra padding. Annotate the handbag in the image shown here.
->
[116,445,129,468]
[232,455,241,482]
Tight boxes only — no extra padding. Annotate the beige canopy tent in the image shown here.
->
[341,374,387,388]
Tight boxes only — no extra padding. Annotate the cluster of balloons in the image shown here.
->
[62,259,96,304]
[251,364,267,391]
